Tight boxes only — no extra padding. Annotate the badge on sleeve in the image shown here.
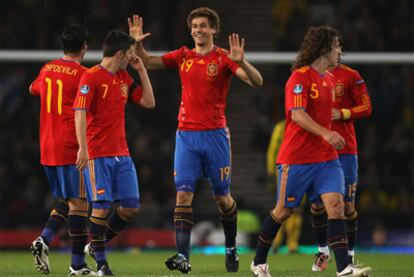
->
[293,84,303,94]
[80,85,89,95]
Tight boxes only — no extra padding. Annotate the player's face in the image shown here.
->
[120,46,134,70]
[191,17,215,47]
[327,37,342,67]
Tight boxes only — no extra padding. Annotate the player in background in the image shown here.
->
[310,61,372,272]
[267,119,303,254]
[29,24,96,275]
[74,30,155,276]
[250,26,371,277]
[128,7,263,273]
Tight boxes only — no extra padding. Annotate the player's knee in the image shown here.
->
[214,194,234,212]
[68,198,88,212]
[311,202,324,211]
[326,198,344,219]
[176,191,193,205]
[271,206,293,223]
[119,207,140,221]
[344,201,355,214]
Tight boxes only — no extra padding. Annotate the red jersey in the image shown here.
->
[73,65,143,159]
[277,66,338,164]
[30,59,86,166]
[331,65,372,154]
[162,46,240,130]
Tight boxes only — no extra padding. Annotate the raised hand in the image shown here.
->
[128,14,151,42]
[228,33,245,62]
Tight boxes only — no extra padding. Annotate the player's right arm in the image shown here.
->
[287,71,345,150]
[73,72,96,171]
[291,109,345,150]
[29,69,43,96]
[74,109,88,171]
[128,14,165,69]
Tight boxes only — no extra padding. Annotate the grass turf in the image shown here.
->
[0,250,413,276]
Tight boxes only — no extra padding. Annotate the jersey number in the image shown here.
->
[220,166,231,182]
[45,77,63,115]
[310,83,319,99]
[180,59,194,72]
[101,84,109,99]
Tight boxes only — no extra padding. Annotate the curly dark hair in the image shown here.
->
[292,26,341,70]
[186,7,220,38]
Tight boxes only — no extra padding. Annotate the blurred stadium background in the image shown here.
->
[1,0,413,254]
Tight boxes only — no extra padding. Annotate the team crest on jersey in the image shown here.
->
[120,84,128,98]
[207,63,218,76]
[80,85,89,94]
[335,83,344,97]
[293,84,303,94]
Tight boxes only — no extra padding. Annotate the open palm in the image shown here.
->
[128,14,151,42]
[228,33,245,62]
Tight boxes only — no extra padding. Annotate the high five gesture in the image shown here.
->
[228,33,245,62]
[127,14,151,42]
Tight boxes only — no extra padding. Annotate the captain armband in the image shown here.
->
[340,109,351,120]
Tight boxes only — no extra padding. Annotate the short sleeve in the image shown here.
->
[73,72,96,111]
[130,85,143,104]
[161,47,185,68]
[222,53,240,75]
[285,71,310,111]
[352,70,367,94]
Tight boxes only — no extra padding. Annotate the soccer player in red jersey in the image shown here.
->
[129,7,263,273]
[250,26,371,277]
[74,29,155,276]
[310,63,372,271]
[29,24,95,275]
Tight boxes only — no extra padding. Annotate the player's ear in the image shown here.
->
[115,50,124,59]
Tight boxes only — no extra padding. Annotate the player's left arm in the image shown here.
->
[227,33,263,87]
[129,54,155,108]
[334,72,372,120]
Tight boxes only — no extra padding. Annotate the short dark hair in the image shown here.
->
[62,24,88,54]
[102,29,135,57]
[187,7,220,38]
[292,26,341,70]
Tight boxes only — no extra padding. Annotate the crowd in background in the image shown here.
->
[1,0,412,245]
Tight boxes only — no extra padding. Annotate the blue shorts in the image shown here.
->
[43,165,87,200]
[277,159,344,208]
[84,156,140,207]
[174,128,231,196]
[339,154,358,202]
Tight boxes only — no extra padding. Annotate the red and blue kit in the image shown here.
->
[73,65,143,159]
[162,46,240,130]
[331,64,372,155]
[31,59,87,166]
[277,66,338,164]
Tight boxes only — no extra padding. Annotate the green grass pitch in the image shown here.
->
[0,250,413,276]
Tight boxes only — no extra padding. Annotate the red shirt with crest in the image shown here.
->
[277,66,338,164]
[73,65,142,159]
[331,64,372,154]
[31,59,87,166]
[162,46,240,130]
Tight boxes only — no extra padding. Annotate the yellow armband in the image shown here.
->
[340,109,351,120]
